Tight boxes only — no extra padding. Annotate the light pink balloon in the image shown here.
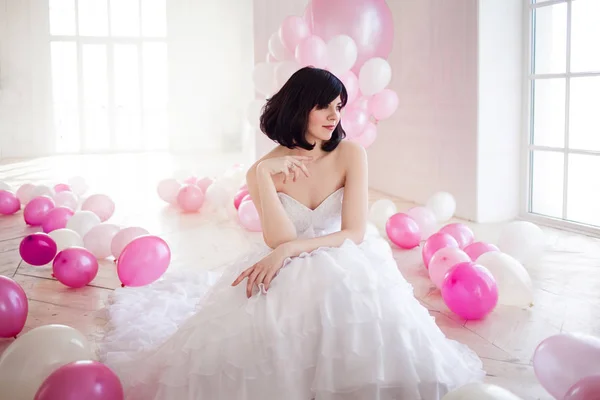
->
[196,177,214,193]
[83,223,120,259]
[53,183,71,193]
[157,178,181,204]
[52,247,99,288]
[353,122,377,148]
[385,213,420,249]
[279,15,310,52]
[464,241,499,261]
[339,71,359,104]
[295,35,327,68]
[82,194,115,222]
[311,0,394,74]
[42,206,75,233]
[439,223,475,249]
[234,189,250,210]
[428,247,471,289]
[353,95,371,111]
[183,176,197,185]
[0,275,28,338]
[533,333,600,399]
[422,232,459,269]
[238,201,262,232]
[53,190,78,210]
[176,184,204,212]
[117,235,171,287]
[0,190,20,215]
[241,194,252,204]
[24,195,55,226]
[407,206,437,240]
[441,262,498,320]
[564,375,600,400]
[110,226,149,259]
[342,106,369,139]
[369,89,399,120]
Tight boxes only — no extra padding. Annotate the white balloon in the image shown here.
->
[268,31,293,61]
[426,192,456,222]
[369,199,397,231]
[442,382,523,400]
[497,221,545,266]
[275,60,301,88]
[407,206,438,240]
[359,57,392,96]
[66,210,101,237]
[252,62,278,96]
[157,178,181,205]
[204,182,231,210]
[83,223,121,259]
[111,226,149,259]
[326,35,358,76]
[53,190,79,210]
[476,251,533,307]
[31,184,54,199]
[16,183,36,205]
[246,99,266,129]
[68,176,88,196]
[49,228,83,251]
[0,181,11,191]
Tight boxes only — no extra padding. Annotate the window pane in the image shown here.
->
[143,42,169,149]
[110,0,140,37]
[532,3,567,74]
[51,42,79,152]
[144,111,169,150]
[532,78,565,147]
[567,154,600,227]
[78,0,108,36]
[530,150,564,218]
[82,44,110,150]
[114,44,141,150]
[569,76,600,152]
[49,0,76,36]
[571,0,600,73]
[142,0,167,37]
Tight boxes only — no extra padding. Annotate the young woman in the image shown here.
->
[99,67,485,399]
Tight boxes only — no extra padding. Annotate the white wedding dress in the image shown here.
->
[98,187,485,400]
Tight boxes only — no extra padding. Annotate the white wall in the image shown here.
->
[252,0,523,223]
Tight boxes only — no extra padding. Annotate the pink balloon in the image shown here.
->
[441,262,498,320]
[234,189,250,210]
[0,275,28,338]
[339,71,359,104]
[52,247,98,288]
[564,375,600,400]
[428,247,471,289]
[110,226,149,260]
[34,360,124,400]
[407,206,437,240]
[19,233,58,266]
[439,223,475,249]
[464,241,499,261]
[183,176,197,185]
[53,183,71,193]
[385,213,420,249]
[117,235,171,287]
[353,122,377,148]
[280,15,310,52]
[311,0,394,74]
[82,194,115,222]
[353,95,371,111]
[24,195,55,226]
[295,35,327,68]
[238,201,262,232]
[42,206,75,233]
[241,194,252,204]
[422,232,459,269]
[196,177,214,193]
[0,189,20,215]
[533,333,600,399]
[176,184,204,212]
[369,89,399,120]
[342,106,369,139]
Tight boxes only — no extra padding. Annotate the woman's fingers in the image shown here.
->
[231,266,254,286]
[263,271,278,291]
[246,268,262,298]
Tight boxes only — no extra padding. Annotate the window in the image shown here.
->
[525,0,600,234]
[49,0,168,153]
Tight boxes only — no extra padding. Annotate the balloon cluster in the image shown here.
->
[248,0,398,149]
[369,191,544,321]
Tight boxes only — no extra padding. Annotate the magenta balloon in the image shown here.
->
[439,223,475,249]
[19,232,58,266]
[234,189,249,210]
[441,262,498,320]
[310,0,394,73]
[385,213,420,249]
[117,235,171,287]
[564,375,600,400]
[42,206,75,233]
[23,195,55,226]
[422,232,459,268]
[0,275,28,338]
[52,247,99,288]
[0,190,21,215]
[34,360,124,400]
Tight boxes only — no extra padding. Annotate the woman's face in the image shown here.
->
[306,96,342,143]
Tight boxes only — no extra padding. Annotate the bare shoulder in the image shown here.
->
[246,146,287,182]
[336,140,367,168]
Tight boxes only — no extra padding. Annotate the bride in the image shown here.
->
[98,66,485,399]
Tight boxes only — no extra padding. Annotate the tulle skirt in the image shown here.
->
[97,224,485,400]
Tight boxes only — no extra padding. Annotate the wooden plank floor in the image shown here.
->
[1,152,599,400]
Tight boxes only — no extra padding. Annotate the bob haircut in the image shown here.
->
[259,66,348,152]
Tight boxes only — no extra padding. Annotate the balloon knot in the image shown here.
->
[121,283,125,288]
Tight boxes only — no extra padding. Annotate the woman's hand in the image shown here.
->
[231,244,290,298]
[257,155,312,183]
